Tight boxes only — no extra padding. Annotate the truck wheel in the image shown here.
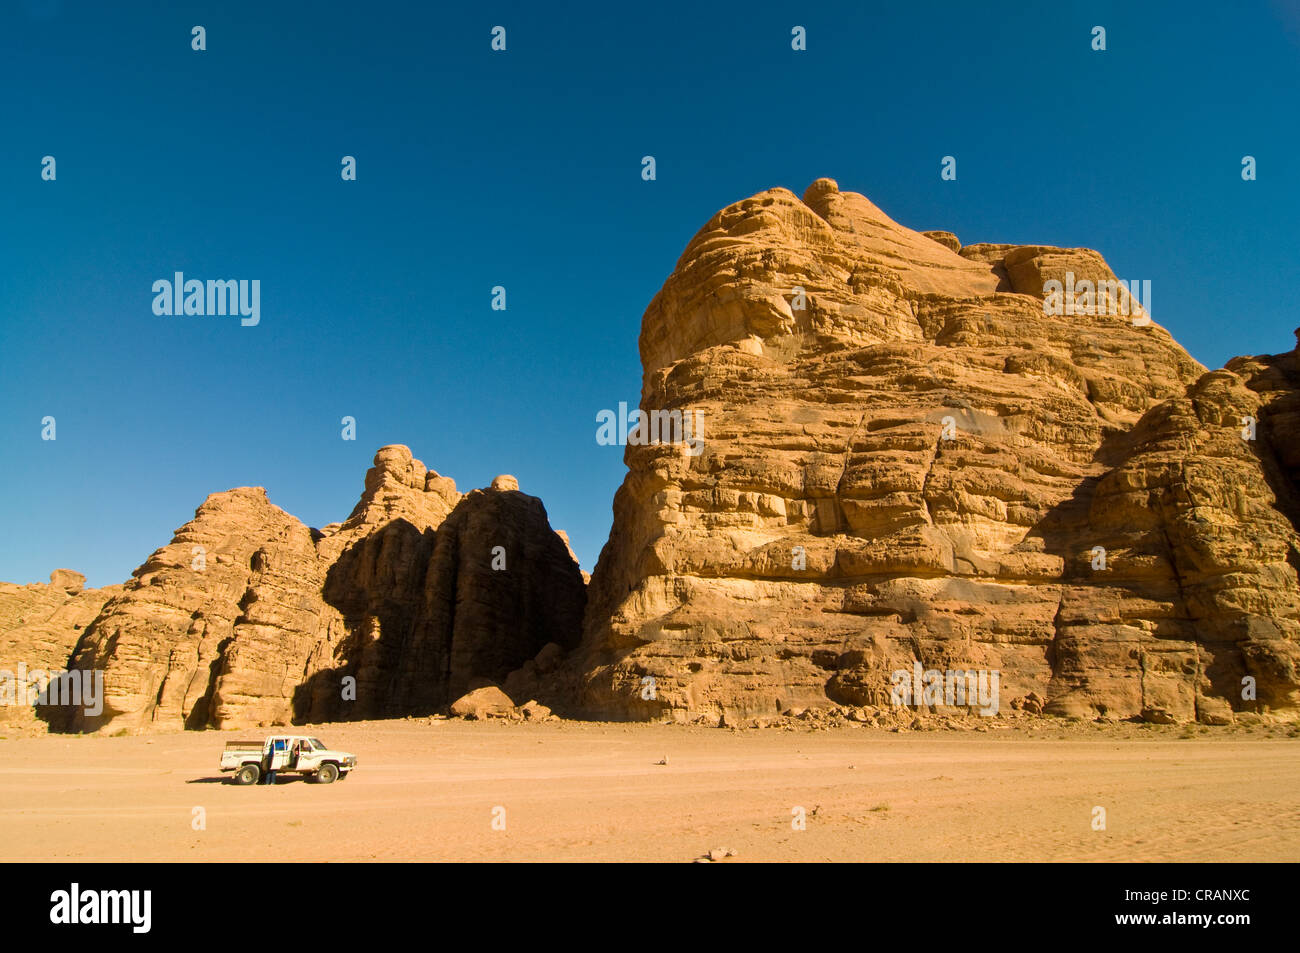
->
[234,764,261,785]
[316,763,339,784]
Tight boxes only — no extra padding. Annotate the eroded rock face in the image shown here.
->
[578,177,1300,725]
[300,481,586,720]
[0,572,121,730]
[56,487,324,732]
[1046,356,1300,722]
[42,446,584,732]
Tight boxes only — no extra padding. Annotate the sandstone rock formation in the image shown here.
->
[7,177,1297,734]
[0,572,121,730]
[39,447,584,733]
[53,486,322,732]
[578,177,1300,726]
[299,477,587,721]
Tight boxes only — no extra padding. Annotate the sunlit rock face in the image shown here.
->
[0,572,122,731]
[579,178,1300,726]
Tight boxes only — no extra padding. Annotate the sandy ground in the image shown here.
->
[1,719,1297,862]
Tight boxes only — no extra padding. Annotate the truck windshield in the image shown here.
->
[308,739,327,750]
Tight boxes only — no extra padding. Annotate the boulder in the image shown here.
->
[519,699,552,720]
[450,685,515,719]
[48,570,85,595]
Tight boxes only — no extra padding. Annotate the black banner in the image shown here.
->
[6,863,1275,941]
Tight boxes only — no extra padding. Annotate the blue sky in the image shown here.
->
[2,0,1298,588]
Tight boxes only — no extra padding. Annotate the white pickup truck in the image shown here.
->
[220,735,358,785]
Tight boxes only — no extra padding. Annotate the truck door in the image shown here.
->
[268,737,289,771]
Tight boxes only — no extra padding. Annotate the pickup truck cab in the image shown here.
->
[220,735,358,785]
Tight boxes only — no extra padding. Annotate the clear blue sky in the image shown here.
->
[2,0,1298,588]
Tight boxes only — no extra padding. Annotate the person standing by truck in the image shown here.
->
[262,737,285,785]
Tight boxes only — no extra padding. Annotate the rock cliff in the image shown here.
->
[40,446,584,732]
[577,178,1300,726]
[0,571,121,731]
[6,178,1297,732]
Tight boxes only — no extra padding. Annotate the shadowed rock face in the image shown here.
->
[578,178,1300,725]
[45,447,585,733]
[298,485,587,721]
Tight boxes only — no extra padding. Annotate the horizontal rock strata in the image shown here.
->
[578,178,1300,726]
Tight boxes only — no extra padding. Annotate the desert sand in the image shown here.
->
[1,720,1296,862]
